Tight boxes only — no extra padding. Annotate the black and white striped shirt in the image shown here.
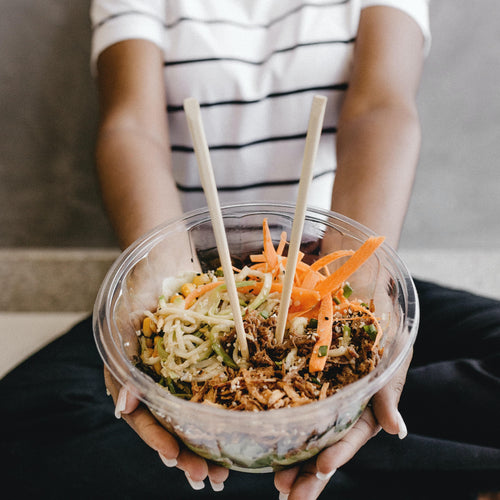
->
[91,0,430,212]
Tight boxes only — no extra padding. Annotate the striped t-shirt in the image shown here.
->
[91,0,430,212]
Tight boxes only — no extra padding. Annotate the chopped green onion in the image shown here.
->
[343,283,353,298]
[310,376,322,386]
[260,310,270,319]
[342,324,351,335]
[165,377,192,399]
[363,324,378,341]
[318,345,328,357]
[308,318,318,329]
[166,377,177,394]
[219,280,256,291]
[210,334,239,369]
[333,296,341,305]
[248,272,272,310]
[156,336,169,360]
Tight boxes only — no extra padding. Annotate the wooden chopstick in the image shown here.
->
[275,95,328,344]
[183,97,249,359]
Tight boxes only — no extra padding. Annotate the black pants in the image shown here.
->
[1,280,499,500]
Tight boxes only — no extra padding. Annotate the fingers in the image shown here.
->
[275,461,331,500]
[103,367,217,489]
[274,465,300,497]
[371,348,413,436]
[275,408,380,500]
[207,462,230,492]
[315,407,380,476]
[274,349,414,499]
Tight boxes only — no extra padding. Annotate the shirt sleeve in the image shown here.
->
[90,0,166,75]
[361,0,431,55]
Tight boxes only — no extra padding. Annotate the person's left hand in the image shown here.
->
[274,351,412,499]
[104,367,230,492]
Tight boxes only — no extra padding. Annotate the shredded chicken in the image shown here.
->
[153,309,381,411]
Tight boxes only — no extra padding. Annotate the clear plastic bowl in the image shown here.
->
[93,203,419,473]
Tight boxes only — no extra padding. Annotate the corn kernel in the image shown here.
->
[169,293,183,303]
[142,316,156,337]
[192,273,209,286]
[181,282,196,297]
[153,361,162,375]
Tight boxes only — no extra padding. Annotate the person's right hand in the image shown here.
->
[104,366,230,492]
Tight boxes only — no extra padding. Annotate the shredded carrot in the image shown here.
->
[314,236,385,299]
[182,220,384,370]
[300,269,324,290]
[309,296,334,372]
[249,254,266,263]
[276,231,288,256]
[310,249,355,272]
[184,281,223,309]
[237,282,321,312]
[262,218,279,270]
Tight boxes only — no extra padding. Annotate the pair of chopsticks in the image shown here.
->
[184,95,327,359]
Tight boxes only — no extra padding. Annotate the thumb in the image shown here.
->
[371,349,412,438]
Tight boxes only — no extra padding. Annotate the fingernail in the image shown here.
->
[278,492,289,500]
[209,478,224,492]
[397,411,408,439]
[316,468,336,481]
[158,452,177,468]
[114,387,127,419]
[185,471,205,490]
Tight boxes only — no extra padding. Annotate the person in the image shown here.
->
[1,1,498,499]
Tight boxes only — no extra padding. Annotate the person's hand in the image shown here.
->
[104,366,230,492]
[274,351,412,499]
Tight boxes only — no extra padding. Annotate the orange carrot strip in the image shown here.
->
[288,301,321,321]
[276,231,288,256]
[275,257,309,275]
[262,218,279,270]
[237,282,320,311]
[314,236,385,299]
[184,281,223,309]
[310,250,355,272]
[300,251,354,289]
[300,269,324,290]
[309,296,334,372]
[249,254,266,263]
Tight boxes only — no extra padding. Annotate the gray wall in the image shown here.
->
[1,1,499,250]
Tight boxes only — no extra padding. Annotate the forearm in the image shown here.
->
[96,127,183,250]
[331,103,421,249]
[94,40,184,250]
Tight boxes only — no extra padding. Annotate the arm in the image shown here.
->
[95,40,229,490]
[95,39,183,249]
[275,6,425,499]
[331,6,424,249]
